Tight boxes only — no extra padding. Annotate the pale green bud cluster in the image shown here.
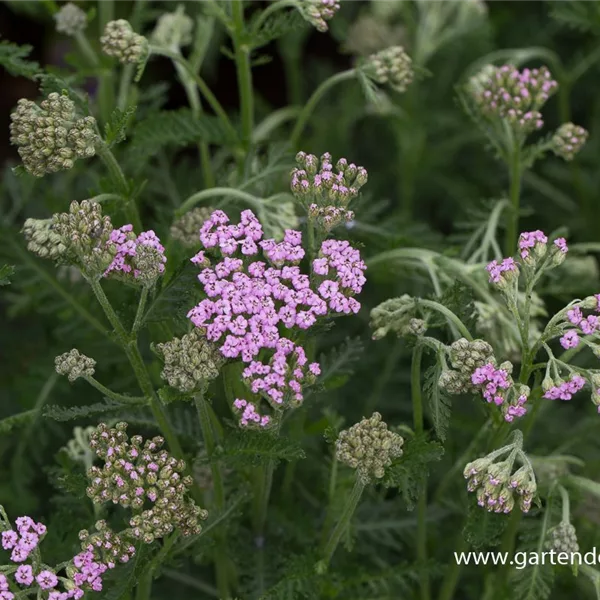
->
[55,348,96,382]
[54,3,87,36]
[299,0,340,33]
[307,204,354,232]
[546,522,579,553]
[335,412,404,484]
[369,294,416,340]
[438,338,495,395]
[364,46,414,93]
[77,520,135,565]
[87,422,208,541]
[156,329,225,393]
[151,6,193,50]
[101,20,148,64]
[10,93,97,177]
[170,207,214,248]
[52,200,115,275]
[402,317,427,337]
[551,122,588,162]
[464,452,536,514]
[22,218,67,260]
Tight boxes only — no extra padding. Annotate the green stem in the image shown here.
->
[135,572,153,600]
[319,456,339,547]
[194,390,230,599]
[505,146,522,256]
[438,534,469,600]
[290,70,356,147]
[252,0,296,32]
[117,64,135,111]
[417,299,473,341]
[83,376,147,405]
[176,187,264,217]
[231,0,254,151]
[320,477,365,567]
[559,484,570,523]
[363,339,402,414]
[132,286,149,334]
[412,343,430,600]
[97,0,115,125]
[74,32,99,67]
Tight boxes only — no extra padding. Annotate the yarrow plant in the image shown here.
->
[3,3,600,600]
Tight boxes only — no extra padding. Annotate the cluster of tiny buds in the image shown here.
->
[463,453,536,513]
[335,412,404,484]
[290,152,368,211]
[54,3,87,36]
[307,204,354,232]
[55,349,96,382]
[155,329,225,393]
[551,122,588,162]
[543,373,586,402]
[170,206,215,248]
[100,20,148,64]
[299,0,340,33]
[22,218,67,261]
[546,522,579,553]
[470,64,558,134]
[87,423,207,541]
[364,46,414,93]
[52,200,115,274]
[559,294,600,350]
[103,225,166,284]
[10,93,97,177]
[151,6,193,50]
[369,295,417,340]
[438,338,495,395]
[486,230,568,286]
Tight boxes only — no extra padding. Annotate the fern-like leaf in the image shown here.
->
[423,363,452,442]
[104,106,137,147]
[0,264,14,286]
[462,501,508,548]
[0,409,38,435]
[0,39,40,79]
[43,400,143,422]
[249,9,306,50]
[317,337,364,391]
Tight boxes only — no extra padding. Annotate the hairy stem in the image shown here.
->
[132,286,149,334]
[83,376,147,405]
[417,299,473,341]
[290,70,356,147]
[97,0,115,125]
[505,145,522,256]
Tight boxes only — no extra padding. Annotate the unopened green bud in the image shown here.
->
[54,3,87,36]
[55,349,96,382]
[101,20,148,64]
[552,123,588,162]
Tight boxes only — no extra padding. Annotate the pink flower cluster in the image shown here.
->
[560,297,600,349]
[486,257,517,284]
[1,516,46,562]
[543,374,586,400]
[518,230,547,260]
[188,209,365,427]
[471,363,528,422]
[104,225,166,279]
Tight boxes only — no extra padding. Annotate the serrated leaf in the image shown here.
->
[0,265,14,286]
[0,39,40,79]
[130,108,236,160]
[104,106,137,147]
[0,410,38,435]
[157,386,192,405]
[249,9,306,50]
[317,337,364,390]
[423,363,452,442]
[383,434,444,509]
[509,560,554,600]
[43,400,140,422]
[463,502,508,548]
[216,429,305,467]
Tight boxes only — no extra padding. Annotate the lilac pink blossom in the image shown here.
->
[188,209,365,427]
[486,257,517,284]
[518,230,547,261]
[543,374,586,401]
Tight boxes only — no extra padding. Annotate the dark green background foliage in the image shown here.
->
[1,1,600,599]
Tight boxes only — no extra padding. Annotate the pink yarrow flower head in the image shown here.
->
[103,226,166,285]
[470,64,557,135]
[518,230,547,264]
[549,236,569,267]
[543,374,586,401]
[486,257,518,286]
[188,209,365,427]
[15,565,33,586]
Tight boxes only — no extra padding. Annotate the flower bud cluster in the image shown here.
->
[290,152,368,224]
[546,522,579,553]
[335,412,404,484]
[469,64,557,135]
[22,218,67,261]
[155,329,225,393]
[54,3,87,36]
[298,0,340,33]
[559,298,600,350]
[151,7,193,50]
[438,338,495,395]
[10,93,97,177]
[464,452,536,514]
[363,46,414,93]
[551,123,588,162]
[87,423,207,541]
[55,349,96,382]
[369,294,416,339]
[170,207,214,248]
[103,225,167,284]
[471,362,529,422]
[52,200,115,274]
[100,20,148,64]
[1,516,47,563]
[543,373,586,401]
